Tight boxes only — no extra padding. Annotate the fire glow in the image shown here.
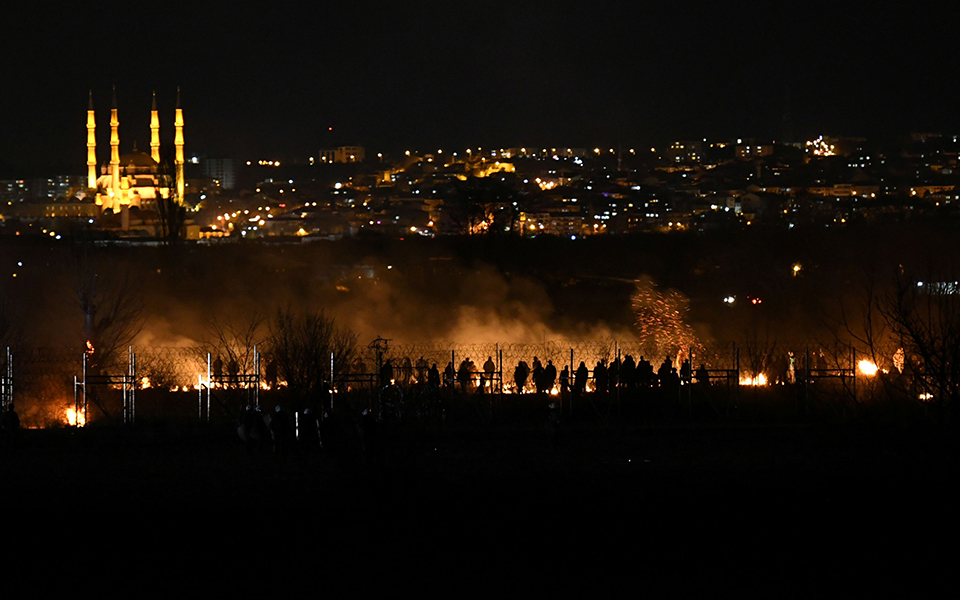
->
[65,407,85,427]
[740,373,767,386]
[858,360,879,376]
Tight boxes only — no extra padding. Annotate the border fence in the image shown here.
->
[2,339,941,428]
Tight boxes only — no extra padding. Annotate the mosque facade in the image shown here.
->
[86,87,184,225]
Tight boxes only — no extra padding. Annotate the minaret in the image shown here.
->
[110,86,120,200]
[174,87,184,201]
[150,91,160,163]
[86,91,97,189]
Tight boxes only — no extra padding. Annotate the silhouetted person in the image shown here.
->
[533,361,546,394]
[298,407,320,450]
[443,362,455,388]
[638,356,653,388]
[467,357,477,384]
[666,367,681,390]
[241,404,268,450]
[401,357,413,387]
[416,356,429,384]
[559,366,570,394]
[227,358,240,388]
[483,356,496,391]
[352,356,367,375]
[380,360,394,387]
[608,358,620,392]
[575,361,589,394]
[680,359,691,384]
[594,360,608,394]
[544,360,557,394]
[265,358,278,390]
[657,357,672,387]
[514,361,530,393]
[621,355,636,389]
[696,363,710,386]
[213,355,224,382]
[457,359,472,391]
[270,405,293,454]
[428,363,441,389]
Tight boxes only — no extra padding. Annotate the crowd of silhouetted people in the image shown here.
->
[344,353,728,399]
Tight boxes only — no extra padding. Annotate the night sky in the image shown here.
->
[1,1,956,176]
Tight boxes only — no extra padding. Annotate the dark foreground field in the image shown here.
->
[1,418,954,594]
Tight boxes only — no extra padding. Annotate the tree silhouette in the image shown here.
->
[153,161,187,243]
[444,177,519,235]
[72,248,145,376]
[266,307,357,410]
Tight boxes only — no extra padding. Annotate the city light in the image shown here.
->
[805,136,837,157]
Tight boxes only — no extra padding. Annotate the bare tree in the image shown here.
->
[68,247,145,422]
[742,324,778,382]
[825,266,960,415]
[881,273,960,416]
[203,311,267,378]
[266,307,357,409]
[153,162,187,243]
[824,272,894,371]
[73,251,145,375]
[443,177,517,235]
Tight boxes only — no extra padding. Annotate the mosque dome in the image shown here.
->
[121,150,159,169]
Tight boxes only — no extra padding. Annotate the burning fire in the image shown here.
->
[85,340,94,356]
[858,360,878,376]
[65,407,85,427]
[140,377,151,389]
[740,373,767,386]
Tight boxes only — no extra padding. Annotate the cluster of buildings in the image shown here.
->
[2,94,959,241]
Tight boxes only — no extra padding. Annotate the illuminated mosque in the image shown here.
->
[86,87,184,227]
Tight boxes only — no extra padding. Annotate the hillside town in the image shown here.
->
[4,132,960,242]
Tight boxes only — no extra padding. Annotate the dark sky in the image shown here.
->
[1,1,956,176]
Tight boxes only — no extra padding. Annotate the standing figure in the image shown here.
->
[443,362,455,388]
[428,363,441,389]
[483,356,496,391]
[575,361,589,394]
[544,360,557,394]
[533,361,546,394]
[213,355,224,385]
[514,361,530,394]
[227,358,240,388]
[457,359,472,391]
[594,360,608,394]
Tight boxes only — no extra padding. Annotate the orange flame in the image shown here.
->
[740,373,767,386]
[65,407,85,427]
